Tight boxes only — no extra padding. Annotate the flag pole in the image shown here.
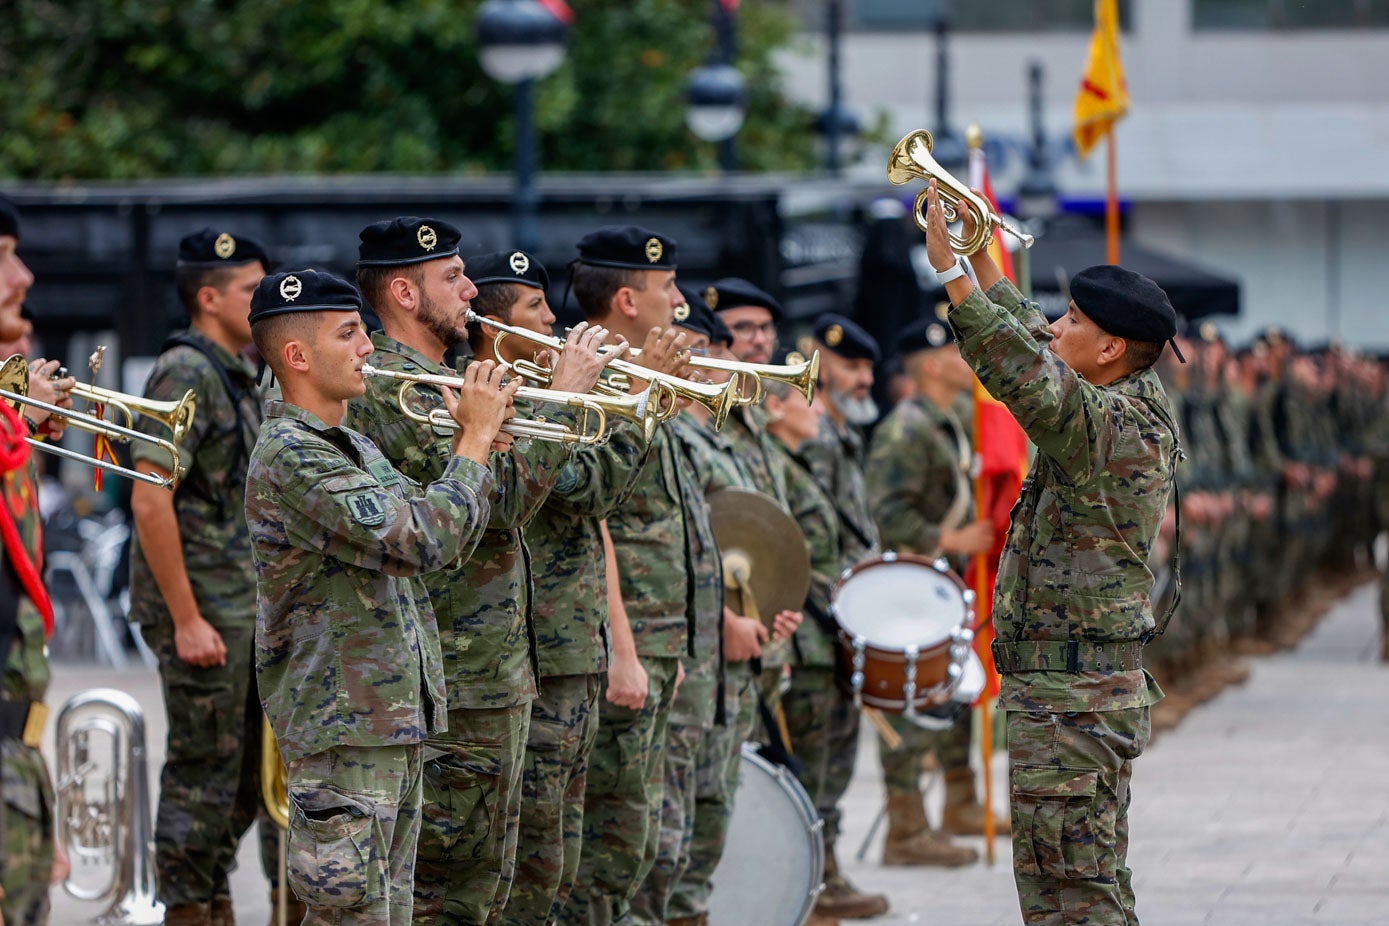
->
[1106,130,1120,264]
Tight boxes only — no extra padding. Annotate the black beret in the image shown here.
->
[178,226,272,269]
[358,216,462,268]
[1070,265,1177,345]
[575,225,677,271]
[250,269,363,325]
[706,277,784,322]
[466,249,550,291]
[673,284,721,343]
[0,195,18,240]
[815,313,880,363]
[897,302,957,355]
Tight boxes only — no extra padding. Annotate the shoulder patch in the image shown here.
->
[347,491,388,527]
[366,457,401,489]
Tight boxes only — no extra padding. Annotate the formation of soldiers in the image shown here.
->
[2,183,1388,926]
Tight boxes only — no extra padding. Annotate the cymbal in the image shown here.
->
[707,487,811,625]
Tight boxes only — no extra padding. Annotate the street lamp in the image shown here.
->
[476,0,569,252]
[1017,61,1059,224]
[685,63,746,156]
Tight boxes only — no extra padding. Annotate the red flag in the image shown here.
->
[964,141,1029,700]
[537,0,574,25]
[720,0,741,10]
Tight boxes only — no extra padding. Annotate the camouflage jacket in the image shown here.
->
[949,278,1175,713]
[866,395,973,559]
[345,332,572,710]
[668,413,734,727]
[605,425,695,659]
[526,416,653,678]
[768,435,843,669]
[247,401,492,763]
[799,416,882,570]
[722,406,790,507]
[130,328,262,631]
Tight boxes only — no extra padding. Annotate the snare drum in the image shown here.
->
[910,648,987,731]
[707,744,824,926]
[831,553,975,721]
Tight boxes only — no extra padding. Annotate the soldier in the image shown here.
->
[785,313,891,921]
[246,268,511,925]
[925,181,1180,926]
[558,225,696,926]
[125,227,288,926]
[1,195,74,925]
[864,314,997,869]
[459,249,652,926]
[345,219,608,924]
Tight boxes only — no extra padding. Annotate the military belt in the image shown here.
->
[0,698,48,748]
[991,640,1144,674]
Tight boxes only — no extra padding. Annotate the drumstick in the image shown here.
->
[863,707,902,751]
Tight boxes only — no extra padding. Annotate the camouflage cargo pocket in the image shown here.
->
[287,784,384,908]
[420,749,500,861]
[1011,765,1108,881]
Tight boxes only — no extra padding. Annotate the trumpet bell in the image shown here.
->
[887,129,1034,256]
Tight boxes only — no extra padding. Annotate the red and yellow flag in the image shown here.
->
[1072,0,1129,160]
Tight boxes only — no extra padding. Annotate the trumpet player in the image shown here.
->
[124,227,289,926]
[459,249,654,925]
[247,269,511,926]
[0,194,71,925]
[345,218,611,924]
[559,225,698,926]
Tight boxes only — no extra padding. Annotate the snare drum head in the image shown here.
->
[833,558,966,649]
[708,745,824,926]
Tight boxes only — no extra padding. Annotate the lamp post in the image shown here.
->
[1017,61,1059,224]
[929,1,967,174]
[476,0,568,252]
[685,1,745,171]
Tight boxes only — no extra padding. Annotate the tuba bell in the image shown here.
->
[887,129,1035,255]
[55,688,164,925]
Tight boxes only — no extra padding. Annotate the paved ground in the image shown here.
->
[46,579,1388,925]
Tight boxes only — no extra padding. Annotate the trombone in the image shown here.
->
[0,354,196,490]
[466,311,741,429]
[362,364,661,444]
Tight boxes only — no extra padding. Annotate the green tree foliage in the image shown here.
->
[0,0,818,178]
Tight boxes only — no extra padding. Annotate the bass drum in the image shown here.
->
[707,744,825,926]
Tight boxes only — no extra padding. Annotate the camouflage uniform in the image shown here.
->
[948,278,1176,925]
[127,328,281,908]
[345,332,572,925]
[504,416,653,926]
[560,425,695,926]
[865,395,975,797]
[247,399,492,924]
[1,448,54,926]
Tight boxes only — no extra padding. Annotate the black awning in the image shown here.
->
[1026,217,1241,321]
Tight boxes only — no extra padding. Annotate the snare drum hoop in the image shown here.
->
[831,552,977,712]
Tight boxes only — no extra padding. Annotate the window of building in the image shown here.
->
[1193,0,1389,29]
[850,0,1131,32]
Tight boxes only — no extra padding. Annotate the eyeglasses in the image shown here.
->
[728,321,777,339]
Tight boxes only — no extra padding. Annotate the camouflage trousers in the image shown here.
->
[1006,707,1150,926]
[559,655,680,926]
[780,666,860,851]
[505,674,604,926]
[630,720,706,925]
[665,665,759,920]
[285,743,422,926]
[414,702,530,925]
[880,708,972,793]
[2,740,54,925]
[142,619,279,906]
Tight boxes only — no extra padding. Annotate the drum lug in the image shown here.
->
[902,645,919,720]
[933,556,950,573]
[962,588,976,607]
[882,550,899,563]
[850,636,867,708]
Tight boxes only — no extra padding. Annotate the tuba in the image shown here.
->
[55,688,164,925]
[887,129,1035,255]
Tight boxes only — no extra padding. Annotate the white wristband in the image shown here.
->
[935,260,967,285]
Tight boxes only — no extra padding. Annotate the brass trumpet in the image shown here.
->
[467,311,740,429]
[623,348,820,406]
[362,364,660,444]
[0,354,195,489]
[888,129,1035,255]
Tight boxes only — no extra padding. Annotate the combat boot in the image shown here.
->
[210,895,234,926]
[163,902,211,926]
[939,768,1010,836]
[268,887,308,926]
[882,789,978,867]
[813,845,889,920]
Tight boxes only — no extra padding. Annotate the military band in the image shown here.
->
[1,180,1386,926]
